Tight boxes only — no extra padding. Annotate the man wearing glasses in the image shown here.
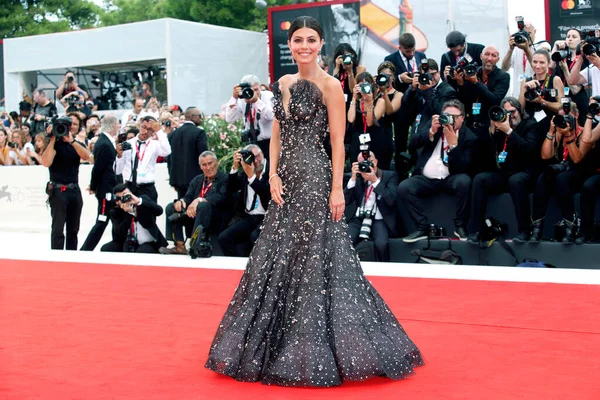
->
[398,100,477,242]
[468,97,543,243]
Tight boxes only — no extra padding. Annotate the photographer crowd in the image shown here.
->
[3,19,600,259]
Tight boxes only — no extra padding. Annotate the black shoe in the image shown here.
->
[467,232,480,244]
[561,219,577,244]
[454,226,468,241]
[512,232,529,243]
[575,235,591,245]
[403,230,428,243]
[529,219,543,243]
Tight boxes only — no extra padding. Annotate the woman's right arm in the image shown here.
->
[42,136,57,167]
[541,119,557,160]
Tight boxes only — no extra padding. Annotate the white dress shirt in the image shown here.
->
[116,130,171,184]
[578,65,600,97]
[400,51,417,74]
[128,198,155,245]
[230,159,267,216]
[102,131,116,149]
[346,178,383,220]
[225,91,274,141]
[422,137,451,180]
[120,110,142,124]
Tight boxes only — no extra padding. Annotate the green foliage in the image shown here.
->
[0,0,101,38]
[201,115,244,172]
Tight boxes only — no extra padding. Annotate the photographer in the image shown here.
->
[568,37,600,97]
[81,114,120,251]
[398,100,477,242]
[384,32,428,93]
[574,98,600,243]
[225,75,274,160]
[217,145,270,257]
[56,70,87,100]
[30,89,57,135]
[42,114,91,250]
[518,49,564,132]
[501,19,551,97]
[345,151,398,262]
[160,151,228,256]
[455,45,510,174]
[85,114,101,139]
[333,43,366,109]
[115,115,171,202]
[60,90,86,113]
[529,101,599,243]
[440,31,484,85]
[348,72,394,170]
[468,97,543,243]
[375,61,403,165]
[100,184,168,253]
[121,99,145,126]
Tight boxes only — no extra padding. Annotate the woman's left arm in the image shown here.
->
[325,78,347,222]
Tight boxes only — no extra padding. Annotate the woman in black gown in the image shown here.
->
[205,16,423,387]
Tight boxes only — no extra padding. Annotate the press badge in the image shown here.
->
[98,215,108,222]
[472,103,482,115]
[344,94,348,102]
[564,87,570,96]
[498,151,507,164]
[443,153,449,164]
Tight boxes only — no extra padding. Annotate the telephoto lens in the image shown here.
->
[375,74,390,87]
[551,50,569,62]
[488,106,508,123]
[588,102,600,116]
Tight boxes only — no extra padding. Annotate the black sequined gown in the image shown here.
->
[205,79,423,387]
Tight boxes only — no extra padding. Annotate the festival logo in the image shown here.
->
[560,0,594,17]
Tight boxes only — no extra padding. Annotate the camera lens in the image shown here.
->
[583,43,597,56]
[418,73,432,85]
[554,115,567,129]
[551,50,569,62]
[488,106,508,122]
[376,74,389,87]
[438,114,452,126]
[360,83,372,94]
[343,54,353,65]
[464,65,478,77]
[589,102,600,116]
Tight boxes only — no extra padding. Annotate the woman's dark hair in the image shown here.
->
[288,16,323,41]
[356,72,375,96]
[333,43,358,63]
[533,49,550,63]
[377,61,396,76]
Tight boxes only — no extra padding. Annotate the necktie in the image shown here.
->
[131,141,146,186]
[245,103,256,143]
[407,58,413,73]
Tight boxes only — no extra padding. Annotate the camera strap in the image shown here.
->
[130,218,136,238]
[360,102,368,133]
[339,72,347,91]
[199,180,212,198]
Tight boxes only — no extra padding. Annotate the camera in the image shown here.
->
[239,149,255,165]
[7,142,17,149]
[488,105,509,123]
[120,140,132,151]
[168,211,187,223]
[450,54,474,76]
[116,193,132,203]
[238,82,254,100]
[49,116,72,138]
[582,30,600,56]
[480,217,507,242]
[554,114,575,130]
[524,87,557,102]
[512,16,531,45]
[375,73,390,87]
[343,54,355,65]
[188,226,212,259]
[551,50,569,62]
[358,133,373,173]
[418,60,433,85]
[67,76,74,82]
[438,113,454,126]
[428,224,447,238]
[588,96,600,116]
[241,128,259,144]
[358,209,375,240]
[548,160,571,174]
[162,120,171,128]
[358,159,373,173]
[360,82,372,94]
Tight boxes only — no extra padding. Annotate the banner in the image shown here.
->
[268,0,361,82]
[546,0,600,43]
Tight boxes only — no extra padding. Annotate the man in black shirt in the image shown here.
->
[467,97,543,243]
[42,116,91,250]
[30,89,58,135]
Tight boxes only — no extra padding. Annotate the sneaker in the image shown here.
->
[467,232,480,244]
[403,230,428,243]
[454,226,468,241]
[512,232,529,243]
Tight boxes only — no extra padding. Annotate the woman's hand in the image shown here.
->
[329,188,345,222]
[270,175,284,206]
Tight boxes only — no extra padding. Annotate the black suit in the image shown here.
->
[344,169,398,261]
[81,133,117,251]
[101,195,168,253]
[167,122,208,198]
[218,164,271,257]
[165,171,228,243]
[456,66,510,174]
[399,124,477,230]
[440,42,485,84]
[384,50,428,93]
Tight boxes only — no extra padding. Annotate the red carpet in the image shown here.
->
[1,259,599,400]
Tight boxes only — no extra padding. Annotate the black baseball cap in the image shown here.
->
[446,31,466,48]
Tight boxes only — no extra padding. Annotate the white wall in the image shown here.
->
[0,164,177,250]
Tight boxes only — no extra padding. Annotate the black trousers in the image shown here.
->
[348,218,390,262]
[49,186,83,250]
[127,182,158,202]
[471,171,538,234]
[532,168,591,222]
[173,185,189,200]
[579,174,600,237]
[80,196,111,251]
[218,214,264,257]
[257,138,270,162]
[100,240,159,253]
[165,201,213,242]
[398,174,472,230]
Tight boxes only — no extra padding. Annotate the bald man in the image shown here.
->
[454,45,510,174]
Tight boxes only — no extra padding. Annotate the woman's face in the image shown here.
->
[566,30,582,50]
[11,132,21,146]
[22,125,30,136]
[69,116,80,134]
[0,131,6,145]
[35,136,45,150]
[532,54,549,76]
[288,27,323,65]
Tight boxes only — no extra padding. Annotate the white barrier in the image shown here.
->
[0,163,177,249]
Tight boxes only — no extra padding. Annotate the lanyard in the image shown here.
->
[502,134,509,152]
[130,218,136,236]
[199,180,212,198]
[538,74,550,91]
[522,51,527,71]
[246,106,256,126]
[135,141,148,163]
[569,55,579,71]
[339,72,347,91]
[562,127,581,161]
[101,198,106,215]
[360,102,368,134]
[364,184,374,203]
